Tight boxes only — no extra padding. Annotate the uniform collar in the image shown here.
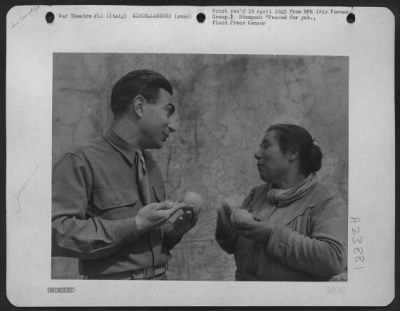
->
[103,127,139,165]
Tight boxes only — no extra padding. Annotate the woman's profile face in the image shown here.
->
[254,130,292,183]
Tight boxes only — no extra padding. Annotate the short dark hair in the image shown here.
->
[110,69,173,116]
[267,124,323,176]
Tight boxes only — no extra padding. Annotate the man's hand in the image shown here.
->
[135,201,184,233]
[167,192,203,238]
[230,209,274,242]
[166,206,198,239]
[162,202,200,250]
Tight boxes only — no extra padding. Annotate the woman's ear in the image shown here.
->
[131,95,145,118]
[288,150,299,162]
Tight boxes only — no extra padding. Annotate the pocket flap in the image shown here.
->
[93,189,138,210]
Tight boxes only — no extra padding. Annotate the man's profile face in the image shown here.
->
[139,89,175,149]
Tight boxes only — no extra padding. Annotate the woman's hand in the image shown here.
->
[217,194,245,229]
[230,209,275,242]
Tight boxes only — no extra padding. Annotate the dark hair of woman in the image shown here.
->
[267,124,323,176]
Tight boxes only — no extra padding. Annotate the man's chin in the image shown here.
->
[142,141,163,149]
[153,141,164,149]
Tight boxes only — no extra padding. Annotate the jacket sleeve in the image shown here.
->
[52,153,140,260]
[266,195,347,278]
[215,213,238,254]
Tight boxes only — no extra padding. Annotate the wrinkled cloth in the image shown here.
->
[216,180,347,281]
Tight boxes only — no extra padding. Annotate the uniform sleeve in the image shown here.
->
[266,195,347,278]
[215,218,238,254]
[52,153,140,260]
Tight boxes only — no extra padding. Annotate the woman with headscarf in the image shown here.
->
[216,124,347,281]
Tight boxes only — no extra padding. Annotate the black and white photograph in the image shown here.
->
[51,53,349,282]
[5,5,394,307]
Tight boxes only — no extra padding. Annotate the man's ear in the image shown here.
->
[131,95,145,118]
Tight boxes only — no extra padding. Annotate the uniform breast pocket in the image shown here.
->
[92,189,140,219]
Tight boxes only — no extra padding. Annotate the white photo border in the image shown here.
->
[6,5,395,306]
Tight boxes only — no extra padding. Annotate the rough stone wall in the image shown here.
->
[52,54,348,280]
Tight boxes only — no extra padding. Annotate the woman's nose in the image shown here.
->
[254,150,261,160]
[168,124,176,133]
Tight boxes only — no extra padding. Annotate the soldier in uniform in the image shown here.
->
[52,70,198,280]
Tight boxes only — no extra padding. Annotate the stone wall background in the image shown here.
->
[52,54,348,280]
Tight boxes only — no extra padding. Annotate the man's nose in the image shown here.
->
[254,150,261,160]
